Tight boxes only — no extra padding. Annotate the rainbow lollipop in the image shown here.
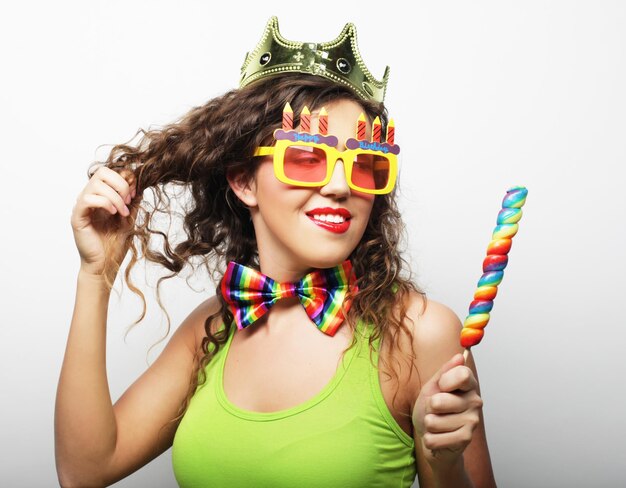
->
[461,186,528,359]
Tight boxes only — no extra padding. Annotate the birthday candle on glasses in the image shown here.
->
[356,112,367,140]
[318,106,328,135]
[300,106,311,133]
[282,102,293,130]
[372,116,381,142]
[386,118,395,145]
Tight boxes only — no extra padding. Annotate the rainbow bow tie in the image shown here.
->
[220,260,358,337]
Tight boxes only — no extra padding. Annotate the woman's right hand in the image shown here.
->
[71,166,139,276]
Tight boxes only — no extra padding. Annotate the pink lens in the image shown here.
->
[283,145,327,183]
[351,153,390,190]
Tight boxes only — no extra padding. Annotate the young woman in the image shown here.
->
[55,19,496,488]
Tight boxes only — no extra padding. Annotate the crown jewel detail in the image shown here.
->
[239,17,390,103]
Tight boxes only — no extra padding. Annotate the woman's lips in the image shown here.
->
[307,215,351,233]
[305,207,352,234]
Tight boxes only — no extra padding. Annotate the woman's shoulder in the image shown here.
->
[402,292,464,354]
[387,289,463,346]
[388,290,465,404]
[186,294,224,356]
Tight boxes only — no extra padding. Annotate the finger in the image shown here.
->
[83,193,119,214]
[118,169,137,200]
[428,392,467,415]
[118,168,136,182]
[89,179,130,216]
[93,167,135,204]
[91,167,134,207]
[429,391,483,414]
[436,353,465,378]
[421,353,465,397]
[422,425,474,452]
[423,411,481,434]
[72,194,119,227]
[438,365,477,393]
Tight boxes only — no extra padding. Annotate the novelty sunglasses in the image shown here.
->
[253,104,401,195]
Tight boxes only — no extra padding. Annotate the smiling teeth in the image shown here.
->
[313,214,345,223]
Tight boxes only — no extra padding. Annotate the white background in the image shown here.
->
[1,1,625,486]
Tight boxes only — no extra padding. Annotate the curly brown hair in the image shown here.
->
[88,73,426,434]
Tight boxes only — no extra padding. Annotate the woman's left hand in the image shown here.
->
[412,353,484,470]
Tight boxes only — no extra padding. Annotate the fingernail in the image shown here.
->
[131,188,136,198]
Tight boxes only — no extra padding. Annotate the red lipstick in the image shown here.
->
[305,207,352,234]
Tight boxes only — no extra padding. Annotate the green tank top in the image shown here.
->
[172,318,417,487]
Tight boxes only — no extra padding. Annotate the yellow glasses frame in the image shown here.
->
[253,139,398,195]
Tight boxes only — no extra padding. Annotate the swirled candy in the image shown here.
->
[460,186,528,349]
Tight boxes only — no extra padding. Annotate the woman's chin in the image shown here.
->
[301,252,354,270]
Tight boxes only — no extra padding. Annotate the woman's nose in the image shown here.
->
[320,159,351,198]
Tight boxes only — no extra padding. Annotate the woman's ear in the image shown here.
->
[226,171,258,208]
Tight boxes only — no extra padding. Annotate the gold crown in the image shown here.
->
[239,17,390,103]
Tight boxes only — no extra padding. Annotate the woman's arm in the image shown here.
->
[54,271,215,486]
[405,295,497,488]
[54,270,118,486]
